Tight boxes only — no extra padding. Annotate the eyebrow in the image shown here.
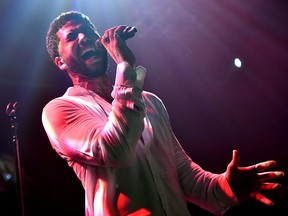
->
[61,24,98,42]
[62,25,81,40]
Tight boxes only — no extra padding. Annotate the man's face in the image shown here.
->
[55,20,108,78]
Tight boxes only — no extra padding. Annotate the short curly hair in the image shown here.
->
[46,11,97,61]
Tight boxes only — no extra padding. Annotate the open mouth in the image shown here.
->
[81,50,98,60]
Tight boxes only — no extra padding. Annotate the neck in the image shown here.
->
[72,74,113,103]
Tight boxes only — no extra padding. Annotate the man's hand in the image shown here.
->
[100,25,136,68]
[225,150,284,206]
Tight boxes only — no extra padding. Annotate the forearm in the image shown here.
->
[96,62,146,165]
[173,137,237,215]
[42,62,146,167]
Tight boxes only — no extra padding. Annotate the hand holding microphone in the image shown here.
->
[103,26,137,44]
[101,25,137,67]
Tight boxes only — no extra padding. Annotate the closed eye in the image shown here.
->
[66,32,77,41]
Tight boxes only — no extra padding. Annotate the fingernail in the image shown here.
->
[273,183,281,189]
[275,172,284,176]
[264,161,273,167]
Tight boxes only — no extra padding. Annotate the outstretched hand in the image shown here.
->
[225,150,284,206]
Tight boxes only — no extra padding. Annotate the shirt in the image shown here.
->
[42,62,238,216]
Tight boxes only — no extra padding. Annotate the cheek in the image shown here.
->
[60,42,76,57]
[63,47,79,64]
[62,45,72,57]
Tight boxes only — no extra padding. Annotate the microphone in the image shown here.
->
[121,26,137,40]
[104,26,137,43]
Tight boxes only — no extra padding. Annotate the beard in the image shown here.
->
[67,53,108,78]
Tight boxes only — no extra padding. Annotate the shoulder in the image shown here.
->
[142,90,160,100]
[42,86,86,112]
[42,93,82,120]
[142,91,167,110]
[142,91,162,103]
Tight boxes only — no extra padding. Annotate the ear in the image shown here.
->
[54,56,67,70]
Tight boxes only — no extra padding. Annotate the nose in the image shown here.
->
[78,33,88,46]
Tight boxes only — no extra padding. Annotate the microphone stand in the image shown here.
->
[6,102,25,216]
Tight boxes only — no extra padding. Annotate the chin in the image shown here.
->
[87,67,107,78]
[78,57,108,78]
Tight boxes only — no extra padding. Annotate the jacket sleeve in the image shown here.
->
[173,136,238,215]
[155,97,238,215]
[42,62,146,167]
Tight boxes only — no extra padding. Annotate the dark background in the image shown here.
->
[0,0,287,215]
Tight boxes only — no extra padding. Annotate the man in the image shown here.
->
[42,11,284,216]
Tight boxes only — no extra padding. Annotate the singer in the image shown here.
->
[42,11,284,216]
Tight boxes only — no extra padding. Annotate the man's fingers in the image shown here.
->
[249,160,277,173]
[229,150,240,168]
[258,171,285,181]
[259,182,281,190]
[250,192,274,206]
[258,160,276,170]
